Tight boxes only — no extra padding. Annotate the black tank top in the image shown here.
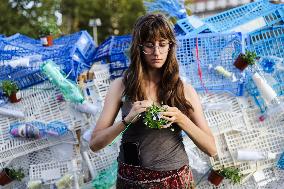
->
[118,98,189,171]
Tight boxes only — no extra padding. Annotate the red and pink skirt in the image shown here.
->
[116,162,195,189]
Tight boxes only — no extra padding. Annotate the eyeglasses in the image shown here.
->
[139,42,171,55]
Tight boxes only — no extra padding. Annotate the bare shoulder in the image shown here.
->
[183,83,198,101]
[108,77,125,96]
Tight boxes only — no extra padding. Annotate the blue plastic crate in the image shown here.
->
[94,35,132,62]
[176,32,244,96]
[174,24,187,36]
[5,33,41,45]
[176,16,216,36]
[109,61,129,79]
[54,31,96,62]
[0,32,94,82]
[277,152,284,170]
[246,26,284,58]
[204,0,284,33]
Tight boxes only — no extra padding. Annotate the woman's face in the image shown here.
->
[141,39,170,69]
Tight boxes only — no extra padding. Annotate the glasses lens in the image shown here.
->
[142,43,170,54]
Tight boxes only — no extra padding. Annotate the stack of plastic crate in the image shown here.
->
[0,30,96,87]
[0,81,88,187]
[176,32,244,96]
[93,35,131,78]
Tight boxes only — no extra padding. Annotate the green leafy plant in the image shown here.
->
[143,104,174,130]
[39,19,61,37]
[1,80,19,97]
[5,168,25,181]
[218,167,242,184]
[242,50,257,65]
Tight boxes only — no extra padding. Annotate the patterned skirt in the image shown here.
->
[116,162,195,189]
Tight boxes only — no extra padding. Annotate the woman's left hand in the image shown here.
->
[160,105,186,128]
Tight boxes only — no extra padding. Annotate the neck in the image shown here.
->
[146,69,161,84]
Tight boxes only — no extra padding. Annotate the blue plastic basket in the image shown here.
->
[94,35,132,63]
[0,32,93,88]
[277,152,284,170]
[176,16,216,36]
[5,33,41,45]
[204,0,284,33]
[246,26,284,58]
[109,61,130,79]
[54,31,96,62]
[176,32,244,96]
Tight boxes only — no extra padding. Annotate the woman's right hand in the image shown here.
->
[124,100,153,123]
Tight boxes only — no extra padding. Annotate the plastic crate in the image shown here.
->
[94,35,132,63]
[176,32,244,95]
[200,92,247,134]
[218,105,284,175]
[0,82,85,168]
[176,16,216,37]
[5,33,41,45]
[1,32,95,82]
[246,26,284,58]
[29,160,73,185]
[109,61,129,79]
[204,0,284,33]
[54,31,96,62]
[83,142,119,178]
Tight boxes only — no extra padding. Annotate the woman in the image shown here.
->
[90,13,217,188]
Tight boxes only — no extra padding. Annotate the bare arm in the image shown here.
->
[181,85,217,156]
[161,84,217,156]
[89,78,126,151]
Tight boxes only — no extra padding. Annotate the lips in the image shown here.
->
[151,59,162,63]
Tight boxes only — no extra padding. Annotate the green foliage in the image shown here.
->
[39,19,61,37]
[143,104,171,129]
[1,80,19,97]
[218,167,242,184]
[242,50,257,65]
[6,168,25,181]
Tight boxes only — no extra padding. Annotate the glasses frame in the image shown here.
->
[139,42,172,55]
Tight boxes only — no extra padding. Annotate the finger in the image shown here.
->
[161,122,173,128]
[161,115,176,122]
[160,111,177,117]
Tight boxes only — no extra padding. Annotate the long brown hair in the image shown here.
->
[123,13,193,116]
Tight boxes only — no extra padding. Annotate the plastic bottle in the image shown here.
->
[237,149,277,161]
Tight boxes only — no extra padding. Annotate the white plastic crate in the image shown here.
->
[83,142,120,179]
[200,92,247,134]
[0,144,79,189]
[0,82,84,168]
[29,160,73,184]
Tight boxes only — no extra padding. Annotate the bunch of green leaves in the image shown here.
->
[1,80,19,97]
[6,167,25,181]
[242,50,257,65]
[143,104,169,129]
[218,167,242,184]
[39,19,61,37]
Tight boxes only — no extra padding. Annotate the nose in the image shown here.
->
[153,46,160,55]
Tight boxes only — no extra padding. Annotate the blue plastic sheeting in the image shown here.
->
[176,32,244,96]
